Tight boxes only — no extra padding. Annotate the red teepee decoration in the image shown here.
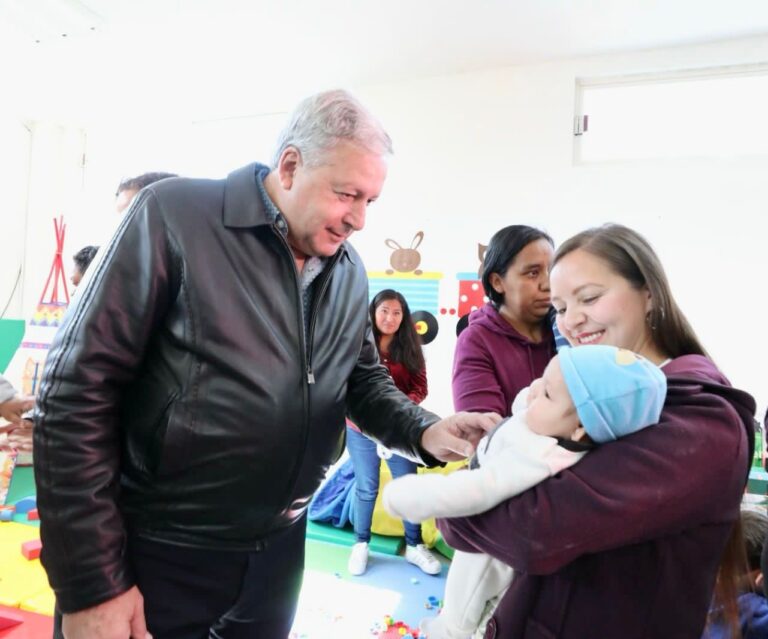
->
[39,216,70,305]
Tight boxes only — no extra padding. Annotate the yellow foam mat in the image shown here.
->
[0,522,53,615]
[370,461,466,546]
[19,588,56,615]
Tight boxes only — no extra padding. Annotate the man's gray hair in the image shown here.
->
[271,89,393,168]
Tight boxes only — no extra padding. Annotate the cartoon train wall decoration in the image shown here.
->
[385,232,424,275]
[368,232,489,344]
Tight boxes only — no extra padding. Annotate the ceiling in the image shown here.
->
[2,0,768,123]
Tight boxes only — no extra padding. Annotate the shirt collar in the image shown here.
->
[255,166,288,237]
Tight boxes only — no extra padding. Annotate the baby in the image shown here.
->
[383,345,667,639]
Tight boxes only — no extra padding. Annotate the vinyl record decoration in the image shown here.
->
[412,310,438,345]
[455,313,470,337]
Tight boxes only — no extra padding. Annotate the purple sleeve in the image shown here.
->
[452,329,508,416]
[440,392,749,574]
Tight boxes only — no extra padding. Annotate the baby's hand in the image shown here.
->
[0,395,35,427]
[382,474,433,523]
[6,423,33,453]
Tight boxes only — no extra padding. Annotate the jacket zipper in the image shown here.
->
[306,250,344,384]
[270,226,345,509]
[271,227,309,377]
[270,229,343,385]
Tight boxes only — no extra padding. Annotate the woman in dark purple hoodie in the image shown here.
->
[453,225,557,417]
[440,224,755,639]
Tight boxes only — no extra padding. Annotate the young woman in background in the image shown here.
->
[346,289,441,577]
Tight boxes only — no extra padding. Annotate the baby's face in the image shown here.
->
[526,356,580,438]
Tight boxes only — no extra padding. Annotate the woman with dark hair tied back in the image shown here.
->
[440,223,756,639]
[346,289,442,577]
[453,225,556,417]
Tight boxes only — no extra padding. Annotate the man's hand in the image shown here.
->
[0,394,34,427]
[62,586,151,639]
[421,412,502,462]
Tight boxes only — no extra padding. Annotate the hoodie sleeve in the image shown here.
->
[452,326,510,416]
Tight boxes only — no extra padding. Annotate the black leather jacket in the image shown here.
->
[34,164,440,613]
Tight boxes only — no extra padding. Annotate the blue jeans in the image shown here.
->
[346,426,423,547]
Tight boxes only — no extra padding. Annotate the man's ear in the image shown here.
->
[277,147,302,190]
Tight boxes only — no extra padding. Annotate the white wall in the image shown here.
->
[0,118,31,318]
[24,123,88,310]
[8,34,768,418]
[353,36,768,418]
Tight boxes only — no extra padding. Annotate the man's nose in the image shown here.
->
[345,201,366,231]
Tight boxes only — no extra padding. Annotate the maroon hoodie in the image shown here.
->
[453,303,556,417]
[440,354,755,639]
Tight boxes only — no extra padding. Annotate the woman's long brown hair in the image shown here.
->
[555,224,745,636]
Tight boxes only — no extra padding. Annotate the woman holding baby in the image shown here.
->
[444,224,754,638]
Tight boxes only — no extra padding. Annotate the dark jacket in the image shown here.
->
[34,164,440,613]
[440,355,755,639]
[452,303,555,417]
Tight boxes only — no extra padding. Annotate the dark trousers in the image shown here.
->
[54,518,307,639]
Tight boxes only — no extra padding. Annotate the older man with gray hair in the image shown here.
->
[35,89,500,639]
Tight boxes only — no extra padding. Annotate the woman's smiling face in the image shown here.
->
[550,248,656,359]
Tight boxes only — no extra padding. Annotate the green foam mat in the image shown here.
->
[306,520,402,555]
[7,466,35,505]
[433,532,454,559]
[0,319,24,373]
[5,465,38,526]
[304,538,352,573]
[748,468,768,499]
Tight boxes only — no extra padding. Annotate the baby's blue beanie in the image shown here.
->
[558,345,667,444]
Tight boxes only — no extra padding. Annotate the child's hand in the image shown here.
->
[0,395,35,427]
[6,424,33,453]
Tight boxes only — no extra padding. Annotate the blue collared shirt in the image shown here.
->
[255,167,327,350]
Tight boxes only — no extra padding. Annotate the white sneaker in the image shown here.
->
[348,542,369,575]
[405,543,442,575]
